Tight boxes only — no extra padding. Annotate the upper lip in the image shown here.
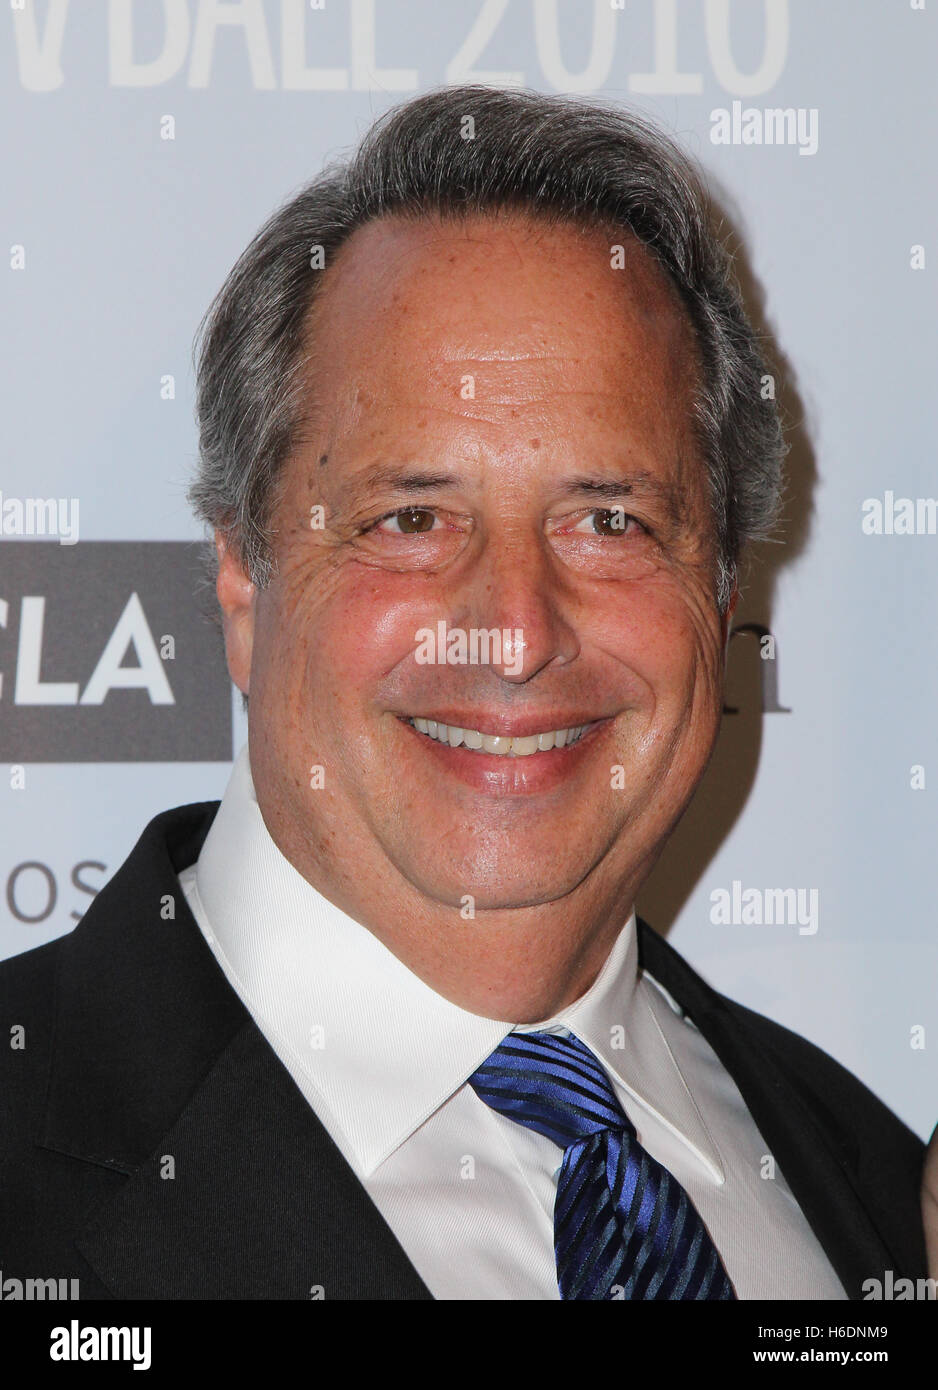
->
[397,712,612,739]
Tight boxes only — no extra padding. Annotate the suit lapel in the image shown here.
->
[636,918,898,1299]
[73,1016,432,1299]
[40,800,431,1300]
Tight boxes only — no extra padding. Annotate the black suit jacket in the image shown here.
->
[0,801,927,1300]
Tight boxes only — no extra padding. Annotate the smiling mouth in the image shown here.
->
[399,715,602,757]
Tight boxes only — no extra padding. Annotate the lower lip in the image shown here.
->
[396,717,612,795]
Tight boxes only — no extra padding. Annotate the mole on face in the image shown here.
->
[318,453,329,468]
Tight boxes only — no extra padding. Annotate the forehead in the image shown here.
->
[303,212,698,404]
[291,213,708,527]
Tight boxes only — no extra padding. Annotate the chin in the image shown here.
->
[397,850,588,913]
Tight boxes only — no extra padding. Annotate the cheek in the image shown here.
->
[602,581,722,717]
[262,561,435,705]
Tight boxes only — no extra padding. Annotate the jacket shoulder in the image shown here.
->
[728,992,922,1152]
[637,918,926,1283]
[0,797,219,986]
[0,796,220,1096]
[639,919,923,1155]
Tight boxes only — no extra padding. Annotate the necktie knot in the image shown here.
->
[468,1030,633,1151]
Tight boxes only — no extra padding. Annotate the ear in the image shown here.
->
[215,531,255,696]
[721,585,740,651]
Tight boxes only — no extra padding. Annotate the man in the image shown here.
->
[0,87,926,1300]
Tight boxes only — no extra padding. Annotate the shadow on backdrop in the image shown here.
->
[639,178,818,939]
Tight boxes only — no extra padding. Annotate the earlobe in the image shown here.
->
[214,531,256,696]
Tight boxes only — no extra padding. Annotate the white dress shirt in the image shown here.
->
[177,745,845,1300]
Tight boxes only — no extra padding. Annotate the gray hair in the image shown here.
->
[190,85,786,612]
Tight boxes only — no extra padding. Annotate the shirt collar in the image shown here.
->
[194,745,723,1182]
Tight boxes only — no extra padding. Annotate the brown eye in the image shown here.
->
[384,508,438,534]
[589,508,636,536]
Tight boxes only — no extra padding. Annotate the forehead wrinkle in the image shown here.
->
[433,348,582,363]
[424,354,612,398]
[425,388,614,414]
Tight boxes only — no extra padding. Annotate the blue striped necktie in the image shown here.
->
[468,1030,736,1300]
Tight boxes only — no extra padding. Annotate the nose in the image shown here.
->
[457,524,580,683]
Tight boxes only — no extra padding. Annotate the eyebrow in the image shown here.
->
[347,465,465,500]
[558,472,675,501]
[559,473,685,528]
[343,463,683,523]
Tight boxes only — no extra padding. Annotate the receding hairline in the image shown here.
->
[304,203,695,331]
[291,205,706,450]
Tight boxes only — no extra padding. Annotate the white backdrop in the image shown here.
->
[2,0,935,1140]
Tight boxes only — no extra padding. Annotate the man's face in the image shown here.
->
[223,213,733,924]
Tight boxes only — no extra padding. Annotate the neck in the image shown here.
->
[259,798,644,1021]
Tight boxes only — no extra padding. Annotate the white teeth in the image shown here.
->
[406,718,591,756]
[481,734,510,755]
